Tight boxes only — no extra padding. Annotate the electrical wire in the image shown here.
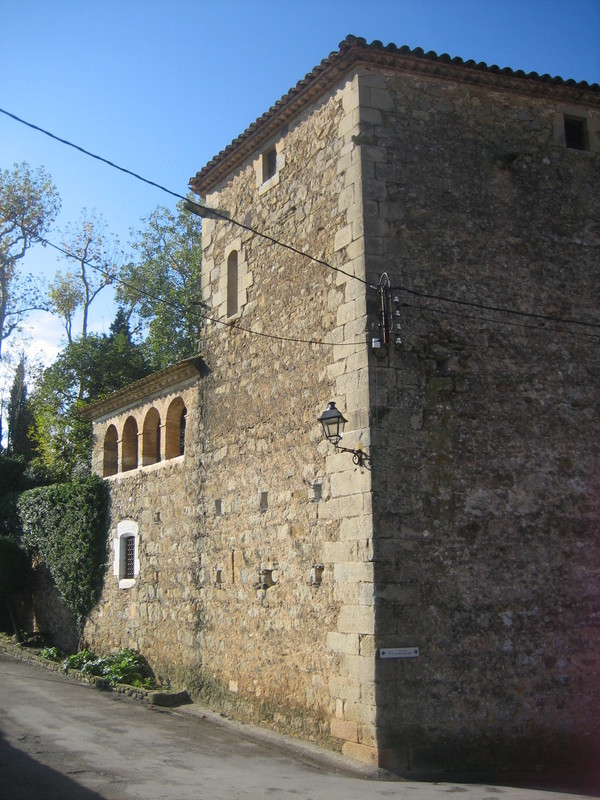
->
[41,230,600,359]
[399,301,600,340]
[0,107,372,289]
[0,107,184,202]
[2,106,598,336]
[29,229,600,352]
[393,283,600,331]
[39,234,366,349]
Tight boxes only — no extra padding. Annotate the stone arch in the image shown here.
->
[121,416,138,472]
[142,407,161,466]
[165,397,187,459]
[103,425,118,477]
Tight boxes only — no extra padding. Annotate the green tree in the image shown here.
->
[117,197,203,369]
[0,162,61,359]
[49,210,120,342]
[30,313,154,480]
[7,354,34,460]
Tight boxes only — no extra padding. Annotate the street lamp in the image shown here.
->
[318,401,346,444]
[318,402,370,468]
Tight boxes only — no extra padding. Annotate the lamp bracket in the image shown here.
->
[334,443,371,468]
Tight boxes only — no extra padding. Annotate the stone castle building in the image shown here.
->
[82,37,600,781]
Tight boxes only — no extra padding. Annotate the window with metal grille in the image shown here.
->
[115,520,139,588]
[124,536,135,579]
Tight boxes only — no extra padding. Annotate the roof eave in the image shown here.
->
[79,356,205,423]
[189,36,600,198]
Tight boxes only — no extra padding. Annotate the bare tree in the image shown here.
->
[50,211,121,340]
[48,271,83,344]
[0,162,61,359]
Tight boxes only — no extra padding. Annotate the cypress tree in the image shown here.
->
[7,356,34,460]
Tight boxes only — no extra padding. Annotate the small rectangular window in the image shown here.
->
[226,250,239,317]
[260,491,268,513]
[215,499,222,516]
[564,116,587,150]
[262,147,277,182]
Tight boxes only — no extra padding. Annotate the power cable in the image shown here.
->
[39,234,366,349]
[0,107,183,202]
[2,107,598,334]
[49,223,600,346]
[400,301,600,341]
[0,107,372,289]
[394,283,600,331]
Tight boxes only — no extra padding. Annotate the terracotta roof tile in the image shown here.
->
[190,35,600,196]
[79,356,205,422]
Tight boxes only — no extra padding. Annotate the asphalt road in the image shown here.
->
[0,654,593,800]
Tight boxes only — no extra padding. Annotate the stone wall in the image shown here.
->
[197,72,376,744]
[30,559,79,653]
[84,379,204,683]
[83,52,599,782]
[355,67,600,775]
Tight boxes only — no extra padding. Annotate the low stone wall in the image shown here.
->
[29,560,78,653]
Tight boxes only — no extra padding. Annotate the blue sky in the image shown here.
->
[0,0,599,366]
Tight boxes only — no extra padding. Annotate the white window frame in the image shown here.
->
[114,519,140,589]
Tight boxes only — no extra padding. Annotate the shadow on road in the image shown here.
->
[0,728,107,800]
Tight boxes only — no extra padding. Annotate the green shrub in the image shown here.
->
[40,646,62,662]
[62,649,97,671]
[63,648,156,689]
[0,535,30,638]
[0,455,26,542]
[0,454,26,492]
[0,491,21,539]
[17,475,109,634]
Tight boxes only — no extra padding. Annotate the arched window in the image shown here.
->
[103,425,118,477]
[121,416,138,472]
[165,397,186,459]
[142,408,161,466]
[227,250,239,317]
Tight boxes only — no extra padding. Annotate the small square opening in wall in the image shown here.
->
[262,146,277,182]
[564,116,588,150]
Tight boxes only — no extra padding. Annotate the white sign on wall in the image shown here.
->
[379,647,419,659]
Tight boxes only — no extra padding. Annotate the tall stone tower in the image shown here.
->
[86,37,599,783]
[189,36,599,779]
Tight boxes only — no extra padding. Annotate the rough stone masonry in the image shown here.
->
[82,37,599,783]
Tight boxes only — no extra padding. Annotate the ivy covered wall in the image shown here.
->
[0,454,109,646]
[17,475,109,637]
